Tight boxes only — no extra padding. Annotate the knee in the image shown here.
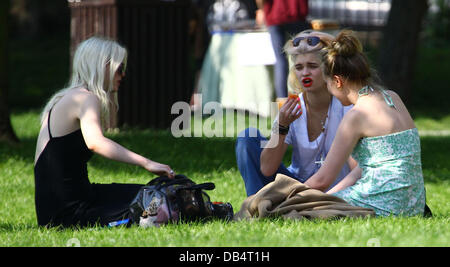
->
[236,128,262,151]
[237,127,260,142]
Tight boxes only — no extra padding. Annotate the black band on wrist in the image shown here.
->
[278,124,289,135]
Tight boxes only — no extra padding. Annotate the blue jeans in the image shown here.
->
[235,128,296,196]
[268,21,309,98]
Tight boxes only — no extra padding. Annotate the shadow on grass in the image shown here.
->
[105,130,240,174]
[0,129,240,176]
[1,129,449,183]
[420,136,450,184]
[0,137,36,163]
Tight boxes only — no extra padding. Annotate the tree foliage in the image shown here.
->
[377,0,429,103]
[0,0,19,143]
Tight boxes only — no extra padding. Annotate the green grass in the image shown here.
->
[2,35,450,247]
[0,111,449,247]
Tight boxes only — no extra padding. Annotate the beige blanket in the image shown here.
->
[234,174,375,220]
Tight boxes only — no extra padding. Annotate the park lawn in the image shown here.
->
[0,111,449,247]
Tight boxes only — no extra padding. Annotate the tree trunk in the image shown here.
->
[377,0,429,104]
[0,0,19,143]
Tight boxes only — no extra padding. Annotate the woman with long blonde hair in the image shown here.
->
[34,36,175,227]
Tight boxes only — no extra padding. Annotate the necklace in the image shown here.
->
[303,93,333,169]
[304,93,331,137]
[319,115,327,132]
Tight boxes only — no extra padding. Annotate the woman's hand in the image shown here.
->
[278,97,302,127]
[143,159,175,178]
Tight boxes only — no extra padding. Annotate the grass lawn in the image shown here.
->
[0,110,449,247]
[2,34,449,248]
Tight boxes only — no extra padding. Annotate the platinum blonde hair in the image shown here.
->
[284,30,335,59]
[283,30,335,93]
[40,36,127,126]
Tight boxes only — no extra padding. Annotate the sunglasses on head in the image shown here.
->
[292,36,321,47]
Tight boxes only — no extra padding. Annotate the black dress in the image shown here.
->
[34,109,143,227]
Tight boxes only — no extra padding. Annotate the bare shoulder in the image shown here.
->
[69,88,101,119]
[385,89,410,112]
[72,87,96,99]
[73,88,100,106]
[386,89,409,107]
[385,89,402,102]
[386,89,416,128]
[385,89,399,96]
[338,106,367,138]
[342,107,366,125]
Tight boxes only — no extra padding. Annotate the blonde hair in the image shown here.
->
[40,36,127,126]
[284,30,335,93]
[284,30,335,59]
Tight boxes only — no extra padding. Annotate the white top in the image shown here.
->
[284,93,353,188]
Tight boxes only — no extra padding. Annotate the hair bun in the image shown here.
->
[330,30,363,57]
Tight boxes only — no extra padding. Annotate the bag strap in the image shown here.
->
[180,182,215,191]
[146,175,178,186]
[147,175,193,189]
[147,175,215,191]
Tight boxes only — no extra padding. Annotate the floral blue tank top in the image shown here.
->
[333,128,426,216]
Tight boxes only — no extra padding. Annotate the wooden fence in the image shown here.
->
[68,0,191,129]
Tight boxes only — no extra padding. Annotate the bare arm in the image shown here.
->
[325,156,360,194]
[255,0,266,26]
[326,166,362,194]
[79,94,174,178]
[260,97,301,176]
[260,134,289,176]
[305,110,363,191]
[347,155,358,170]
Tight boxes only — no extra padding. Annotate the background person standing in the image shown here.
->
[255,0,310,100]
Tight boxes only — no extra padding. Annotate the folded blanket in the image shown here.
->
[234,174,375,220]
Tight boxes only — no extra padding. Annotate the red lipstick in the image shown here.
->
[302,78,313,88]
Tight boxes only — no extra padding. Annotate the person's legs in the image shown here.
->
[268,25,289,98]
[235,128,293,196]
[80,183,143,226]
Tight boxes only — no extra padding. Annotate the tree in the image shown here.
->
[0,0,19,143]
[377,0,429,104]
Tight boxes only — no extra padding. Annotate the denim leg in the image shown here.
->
[268,25,288,98]
[235,128,293,196]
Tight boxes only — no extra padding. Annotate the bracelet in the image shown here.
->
[271,118,289,135]
[278,124,289,135]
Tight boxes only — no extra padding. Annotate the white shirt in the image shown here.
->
[284,93,353,188]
